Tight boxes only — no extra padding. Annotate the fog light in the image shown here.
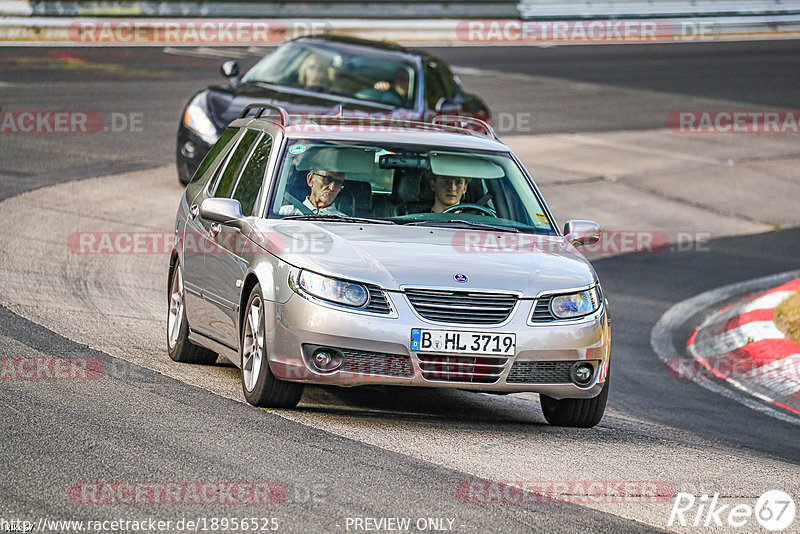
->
[311,348,343,373]
[570,362,594,386]
[181,140,197,159]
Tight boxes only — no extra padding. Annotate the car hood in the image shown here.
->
[249,220,597,296]
[206,84,414,128]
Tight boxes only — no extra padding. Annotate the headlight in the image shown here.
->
[550,286,600,319]
[183,93,219,144]
[290,268,369,308]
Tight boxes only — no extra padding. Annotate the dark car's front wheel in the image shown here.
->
[241,284,304,408]
[167,261,219,364]
[540,378,609,428]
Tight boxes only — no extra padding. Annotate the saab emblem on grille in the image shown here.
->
[453,273,469,283]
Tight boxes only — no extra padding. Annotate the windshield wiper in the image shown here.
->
[281,214,397,225]
[403,219,519,233]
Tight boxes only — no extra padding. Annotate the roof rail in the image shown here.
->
[432,114,498,140]
[239,103,289,126]
[289,114,499,141]
[239,105,499,141]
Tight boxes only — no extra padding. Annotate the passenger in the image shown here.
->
[298,53,333,90]
[280,170,346,216]
[430,174,469,213]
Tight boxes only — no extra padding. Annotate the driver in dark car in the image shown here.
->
[430,174,470,213]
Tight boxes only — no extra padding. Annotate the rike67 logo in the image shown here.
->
[668,490,795,531]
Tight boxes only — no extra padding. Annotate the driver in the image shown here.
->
[430,174,470,213]
[280,170,346,215]
[298,53,333,90]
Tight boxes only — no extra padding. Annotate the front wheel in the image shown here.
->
[540,379,609,428]
[241,284,304,408]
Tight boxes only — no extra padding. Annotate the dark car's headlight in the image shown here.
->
[550,286,601,319]
[183,93,219,144]
[289,268,369,308]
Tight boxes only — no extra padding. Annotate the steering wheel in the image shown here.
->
[442,203,497,217]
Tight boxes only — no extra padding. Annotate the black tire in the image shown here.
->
[241,283,304,408]
[167,262,218,365]
[540,378,609,428]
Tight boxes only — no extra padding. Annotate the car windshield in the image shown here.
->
[267,139,556,235]
[242,42,417,109]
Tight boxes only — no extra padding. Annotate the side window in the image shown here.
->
[213,129,260,198]
[189,127,238,184]
[424,61,447,110]
[231,134,273,216]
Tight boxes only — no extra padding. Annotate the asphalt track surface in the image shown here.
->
[1,41,799,533]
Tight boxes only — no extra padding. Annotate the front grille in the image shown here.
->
[530,296,556,322]
[404,288,517,324]
[363,285,392,314]
[417,354,506,383]
[506,360,578,384]
[340,349,413,378]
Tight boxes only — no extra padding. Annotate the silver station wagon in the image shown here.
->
[168,105,611,427]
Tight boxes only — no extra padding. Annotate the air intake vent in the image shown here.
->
[417,354,507,383]
[363,285,392,315]
[340,349,413,378]
[531,296,556,322]
[507,360,576,384]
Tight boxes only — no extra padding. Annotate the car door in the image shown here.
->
[203,128,271,348]
[182,126,239,333]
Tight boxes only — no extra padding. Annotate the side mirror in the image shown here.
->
[200,198,246,230]
[220,61,241,85]
[435,97,462,113]
[563,220,601,247]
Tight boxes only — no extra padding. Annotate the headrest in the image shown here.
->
[345,180,373,212]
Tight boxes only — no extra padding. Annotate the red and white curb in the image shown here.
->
[651,270,800,426]
[685,278,800,415]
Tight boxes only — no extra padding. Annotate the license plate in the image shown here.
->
[410,329,516,356]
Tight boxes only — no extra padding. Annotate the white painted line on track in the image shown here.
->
[650,270,800,426]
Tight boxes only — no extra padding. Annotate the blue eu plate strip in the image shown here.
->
[410,328,421,350]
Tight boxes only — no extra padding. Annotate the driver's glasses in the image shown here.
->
[313,173,345,189]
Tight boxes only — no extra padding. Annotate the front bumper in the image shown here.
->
[264,289,611,400]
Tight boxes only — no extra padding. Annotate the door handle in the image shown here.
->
[210,222,221,236]
[189,204,199,219]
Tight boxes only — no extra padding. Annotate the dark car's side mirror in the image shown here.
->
[563,220,601,247]
[435,97,462,113]
[200,198,246,230]
[220,61,241,86]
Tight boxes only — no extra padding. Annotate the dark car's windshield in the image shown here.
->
[243,42,418,109]
[267,140,556,235]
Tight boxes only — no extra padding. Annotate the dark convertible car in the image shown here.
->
[176,35,491,184]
